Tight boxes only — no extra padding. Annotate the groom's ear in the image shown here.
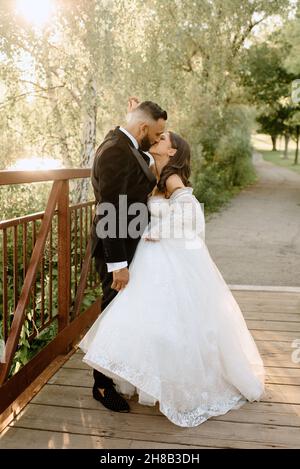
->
[140,122,148,135]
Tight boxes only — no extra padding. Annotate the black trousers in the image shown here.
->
[92,254,132,388]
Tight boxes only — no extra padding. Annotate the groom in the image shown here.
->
[90,101,167,412]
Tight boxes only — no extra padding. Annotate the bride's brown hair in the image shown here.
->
[157,131,192,195]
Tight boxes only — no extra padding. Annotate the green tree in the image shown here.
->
[0,0,294,209]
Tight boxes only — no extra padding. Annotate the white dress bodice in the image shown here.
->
[143,187,205,241]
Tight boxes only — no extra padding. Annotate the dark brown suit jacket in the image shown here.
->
[91,127,156,269]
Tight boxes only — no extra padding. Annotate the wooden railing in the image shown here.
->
[0,169,101,417]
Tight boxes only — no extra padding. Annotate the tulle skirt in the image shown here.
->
[79,236,265,427]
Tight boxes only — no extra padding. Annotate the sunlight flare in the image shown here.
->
[8,156,64,171]
[16,0,54,27]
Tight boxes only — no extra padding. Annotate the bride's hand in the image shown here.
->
[127,96,140,113]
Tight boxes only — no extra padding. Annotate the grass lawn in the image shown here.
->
[251,133,300,176]
[260,150,300,175]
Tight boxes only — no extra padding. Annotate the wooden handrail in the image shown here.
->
[0,168,91,186]
[0,201,95,230]
[0,211,44,230]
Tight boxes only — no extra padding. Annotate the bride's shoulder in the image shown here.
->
[165,174,185,198]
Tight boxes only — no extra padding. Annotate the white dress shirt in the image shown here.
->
[119,126,139,149]
[144,151,154,166]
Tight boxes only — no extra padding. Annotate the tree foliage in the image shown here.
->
[0,0,294,205]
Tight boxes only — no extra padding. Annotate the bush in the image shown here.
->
[191,105,257,213]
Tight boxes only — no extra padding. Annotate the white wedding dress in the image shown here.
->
[79,187,265,427]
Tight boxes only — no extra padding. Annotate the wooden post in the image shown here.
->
[57,180,71,332]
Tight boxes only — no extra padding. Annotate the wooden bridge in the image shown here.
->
[0,171,300,448]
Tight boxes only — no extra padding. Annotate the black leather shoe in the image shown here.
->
[92,383,130,412]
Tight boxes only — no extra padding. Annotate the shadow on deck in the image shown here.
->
[1,288,300,449]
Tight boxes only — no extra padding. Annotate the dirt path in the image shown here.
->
[205,152,300,287]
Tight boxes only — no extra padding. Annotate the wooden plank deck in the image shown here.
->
[1,289,300,449]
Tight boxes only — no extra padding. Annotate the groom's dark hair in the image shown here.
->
[138,101,168,121]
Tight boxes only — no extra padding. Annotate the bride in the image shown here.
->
[79,129,265,428]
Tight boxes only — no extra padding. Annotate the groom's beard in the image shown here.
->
[139,135,152,152]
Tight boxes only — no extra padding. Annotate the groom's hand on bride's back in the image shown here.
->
[111,267,130,291]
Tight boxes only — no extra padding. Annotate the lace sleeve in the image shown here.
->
[170,188,205,242]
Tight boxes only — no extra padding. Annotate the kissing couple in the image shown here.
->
[79,99,265,428]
